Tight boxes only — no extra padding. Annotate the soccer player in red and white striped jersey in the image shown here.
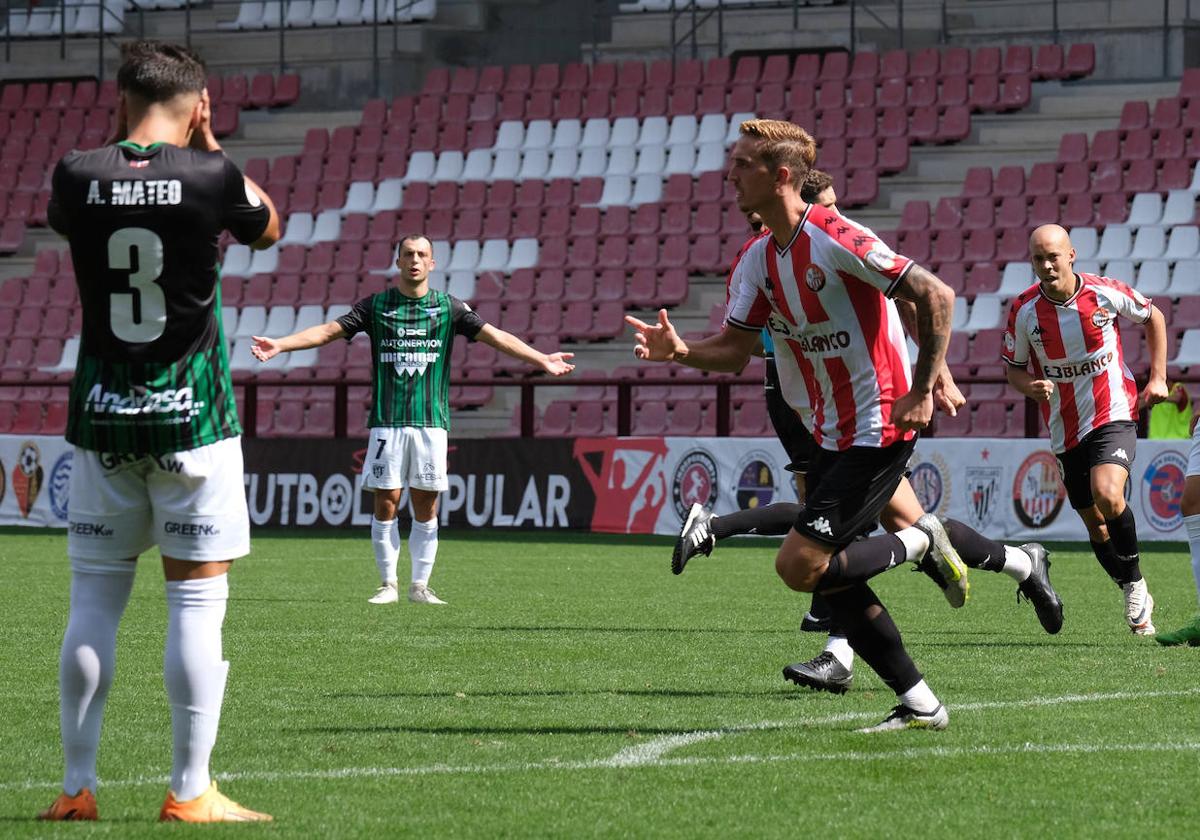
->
[1003,224,1169,634]
[629,119,993,732]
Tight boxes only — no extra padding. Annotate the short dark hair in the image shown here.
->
[117,40,206,104]
[800,169,835,203]
[395,234,433,254]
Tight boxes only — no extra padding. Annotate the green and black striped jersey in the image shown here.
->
[48,141,270,455]
[336,287,486,430]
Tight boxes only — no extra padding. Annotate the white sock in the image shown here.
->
[60,557,136,795]
[371,517,399,584]
[895,527,931,563]
[1001,545,1033,582]
[898,678,940,714]
[164,574,229,802]
[823,635,855,670]
[1186,514,1200,609]
[409,518,439,586]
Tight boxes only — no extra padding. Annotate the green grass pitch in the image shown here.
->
[2,527,1199,838]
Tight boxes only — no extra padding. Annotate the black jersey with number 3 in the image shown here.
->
[48,141,269,455]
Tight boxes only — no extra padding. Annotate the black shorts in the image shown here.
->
[1056,421,1137,510]
[764,357,816,474]
[793,436,917,550]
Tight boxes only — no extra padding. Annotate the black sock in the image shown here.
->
[824,584,921,694]
[712,503,801,540]
[807,592,832,621]
[1090,539,1129,586]
[1103,507,1143,583]
[816,534,906,590]
[941,518,1006,573]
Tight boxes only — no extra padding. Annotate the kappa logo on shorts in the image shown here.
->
[807,516,833,536]
[1112,448,1128,461]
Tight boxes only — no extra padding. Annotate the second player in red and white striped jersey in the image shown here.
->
[726,202,915,451]
[1002,273,1150,453]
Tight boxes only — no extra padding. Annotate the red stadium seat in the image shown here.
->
[1064,44,1095,79]
[1033,44,1065,79]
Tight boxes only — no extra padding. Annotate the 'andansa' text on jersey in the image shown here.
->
[726,203,915,451]
[1002,273,1150,453]
[336,288,485,430]
[49,142,270,455]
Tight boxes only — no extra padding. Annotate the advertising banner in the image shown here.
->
[2,434,1191,543]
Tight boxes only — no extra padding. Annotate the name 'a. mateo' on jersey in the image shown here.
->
[86,178,184,206]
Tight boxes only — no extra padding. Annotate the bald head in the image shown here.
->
[1029,224,1076,288]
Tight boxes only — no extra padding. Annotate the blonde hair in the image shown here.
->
[739,119,817,188]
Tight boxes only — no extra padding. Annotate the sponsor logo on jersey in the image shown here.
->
[1012,451,1066,529]
[49,450,72,522]
[128,159,150,169]
[864,244,897,274]
[1029,325,1045,345]
[672,450,719,521]
[12,441,43,518]
[1003,331,1015,353]
[69,521,113,537]
[84,384,206,419]
[1141,450,1186,532]
[910,454,951,516]
[732,450,779,510]
[163,521,221,537]
[1041,351,1113,381]
[804,265,826,292]
[964,466,1002,532]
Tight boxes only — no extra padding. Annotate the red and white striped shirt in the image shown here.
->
[1002,273,1151,453]
[726,203,915,451]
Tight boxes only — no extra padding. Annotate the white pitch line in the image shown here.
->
[7,741,1200,794]
[618,686,1200,765]
[4,687,1199,792]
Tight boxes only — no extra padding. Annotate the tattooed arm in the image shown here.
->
[889,264,955,430]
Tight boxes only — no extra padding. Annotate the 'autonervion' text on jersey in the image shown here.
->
[337,288,485,430]
[49,141,270,455]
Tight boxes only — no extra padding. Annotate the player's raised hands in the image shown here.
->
[540,352,575,376]
[250,336,281,362]
[625,309,688,362]
[189,89,222,153]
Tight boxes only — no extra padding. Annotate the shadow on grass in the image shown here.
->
[327,688,785,700]
[292,723,748,736]
[461,625,791,634]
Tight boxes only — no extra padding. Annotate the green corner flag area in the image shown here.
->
[3,528,1198,837]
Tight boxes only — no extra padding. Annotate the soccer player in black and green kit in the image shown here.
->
[252,234,575,604]
[39,41,279,823]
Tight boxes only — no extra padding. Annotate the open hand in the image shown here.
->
[625,309,687,362]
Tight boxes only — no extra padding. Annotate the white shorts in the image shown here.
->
[67,436,250,562]
[1188,422,1200,477]
[363,426,448,491]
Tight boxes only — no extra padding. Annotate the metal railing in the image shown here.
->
[16,374,1190,439]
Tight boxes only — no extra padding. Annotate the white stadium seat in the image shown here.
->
[547,148,579,179]
[341,182,374,215]
[517,149,550,182]
[576,147,608,179]
[477,240,510,273]
[264,305,297,337]
[1134,261,1170,295]
[495,120,524,150]
[523,120,553,151]
[1172,329,1200,366]
[235,306,267,339]
[551,119,583,150]
[371,179,403,213]
[998,262,1032,296]
[667,115,698,146]
[637,116,669,148]
[963,295,1003,331]
[462,149,493,181]
[726,112,755,144]
[610,117,640,148]
[334,0,362,24]
[1101,260,1134,283]
[1069,227,1099,260]
[489,149,521,180]
[222,244,253,277]
[1129,227,1165,261]
[248,246,278,276]
[431,150,464,183]
[605,146,637,178]
[1160,190,1196,226]
[285,0,314,27]
[294,305,325,332]
[580,118,611,148]
[630,174,663,205]
[507,238,539,271]
[1094,226,1132,261]
[697,113,727,145]
[279,212,315,246]
[663,144,696,177]
[311,210,342,243]
[401,151,436,184]
[595,175,632,208]
[635,145,666,177]
[1164,226,1199,261]
[692,142,725,175]
[1127,193,1163,227]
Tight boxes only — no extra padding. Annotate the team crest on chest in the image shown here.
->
[1091,309,1113,328]
[804,265,826,291]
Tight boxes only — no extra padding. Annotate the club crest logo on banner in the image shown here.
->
[732,450,778,510]
[673,450,719,521]
[48,450,72,522]
[12,440,44,519]
[1012,450,1066,529]
[964,466,1002,531]
[1141,450,1186,532]
[910,454,950,516]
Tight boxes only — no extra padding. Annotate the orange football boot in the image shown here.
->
[160,782,272,823]
[38,788,98,821]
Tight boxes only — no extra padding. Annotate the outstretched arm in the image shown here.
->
[625,309,759,373]
[252,321,346,362]
[476,324,575,375]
